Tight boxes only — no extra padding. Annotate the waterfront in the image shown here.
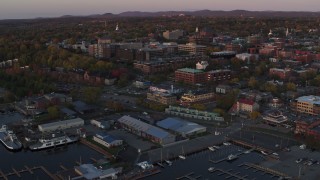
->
[0,142,103,179]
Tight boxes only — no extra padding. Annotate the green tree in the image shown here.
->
[191,104,206,111]
[250,111,260,120]
[248,77,258,89]
[47,106,60,119]
[286,82,296,91]
[83,87,102,104]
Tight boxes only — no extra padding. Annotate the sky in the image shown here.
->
[0,0,319,19]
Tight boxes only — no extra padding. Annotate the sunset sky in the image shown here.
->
[1,0,319,19]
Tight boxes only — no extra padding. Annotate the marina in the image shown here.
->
[146,144,287,180]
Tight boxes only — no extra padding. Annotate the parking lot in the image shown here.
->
[261,146,320,180]
[108,129,156,152]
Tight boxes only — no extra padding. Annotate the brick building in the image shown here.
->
[175,68,206,85]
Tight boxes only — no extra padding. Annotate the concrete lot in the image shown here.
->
[261,146,320,180]
[108,129,156,152]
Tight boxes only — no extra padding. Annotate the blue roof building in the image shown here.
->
[157,117,207,137]
[93,133,123,148]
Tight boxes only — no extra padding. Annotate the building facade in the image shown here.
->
[175,68,206,85]
[178,43,206,55]
[207,69,232,82]
[147,92,177,105]
[180,91,214,105]
[165,106,224,122]
[292,95,320,115]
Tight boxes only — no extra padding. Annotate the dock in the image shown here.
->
[209,168,248,180]
[122,167,161,180]
[229,138,272,154]
[80,138,113,159]
[239,163,291,179]
[0,166,58,180]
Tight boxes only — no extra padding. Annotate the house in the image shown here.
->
[262,110,288,126]
[216,84,231,94]
[232,99,260,114]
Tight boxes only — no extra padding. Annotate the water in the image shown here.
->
[0,142,104,178]
[0,112,25,125]
[146,145,280,180]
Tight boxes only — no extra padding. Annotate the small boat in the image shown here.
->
[156,162,164,168]
[213,145,220,149]
[208,146,215,151]
[244,150,251,154]
[208,167,215,172]
[223,142,231,146]
[165,160,172,166]
[261,151,268,155]
[179,155,186,160]
[227,154,238,161]
[179,146,186,160]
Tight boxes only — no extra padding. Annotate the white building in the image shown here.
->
[38,118,84,132]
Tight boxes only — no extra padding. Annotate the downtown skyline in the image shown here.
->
[0,0,320,19]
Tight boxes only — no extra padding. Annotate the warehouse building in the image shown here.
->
[93,133,123,148]
[117,115,176,145]
[156,117,207,137]
[38,118,84,132]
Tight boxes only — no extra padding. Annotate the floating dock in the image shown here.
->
[0,166,58,180]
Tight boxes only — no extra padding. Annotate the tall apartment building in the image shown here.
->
[269,68,291,79]
[292,95,320,115]
[163,30,184,40]
[175,68,206,85]
[180,91,215,105]
[147,92,177,105]
[206,69,231,82]
[178,43,206,55]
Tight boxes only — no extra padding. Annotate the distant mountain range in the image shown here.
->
[72,10,320,18]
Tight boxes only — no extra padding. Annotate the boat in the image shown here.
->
[223,142,231,146]
[227,154,238,161]
[29,133,79,151]
[208,167,215,172]
[0,125,22,151]
[179,146,186,160]
[208,146,215,151]
[244,150,251,154]
[261,151,268,155]
[165,151,172,166]
[156,162,164,168]
[165,160,172,166]
[213,145,220,149]
[157,149,164,168]
[179,155,186,160]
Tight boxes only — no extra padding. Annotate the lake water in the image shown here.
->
[0,142,104,179]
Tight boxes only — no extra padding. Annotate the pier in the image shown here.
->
[209,168,248,180]
[121,167,161,180]
[80,138,113,159]
[238,163,291,179]
[0,166,58,180]
[176,172,202,180]
[229,138,273,154]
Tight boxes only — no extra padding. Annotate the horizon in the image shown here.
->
[1,0,319,19]
[1,9,320,20]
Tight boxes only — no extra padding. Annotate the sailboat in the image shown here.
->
[208,146,215,151]
[179,146,186,160]
[157,149,165,168]
[165,151,172,166]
